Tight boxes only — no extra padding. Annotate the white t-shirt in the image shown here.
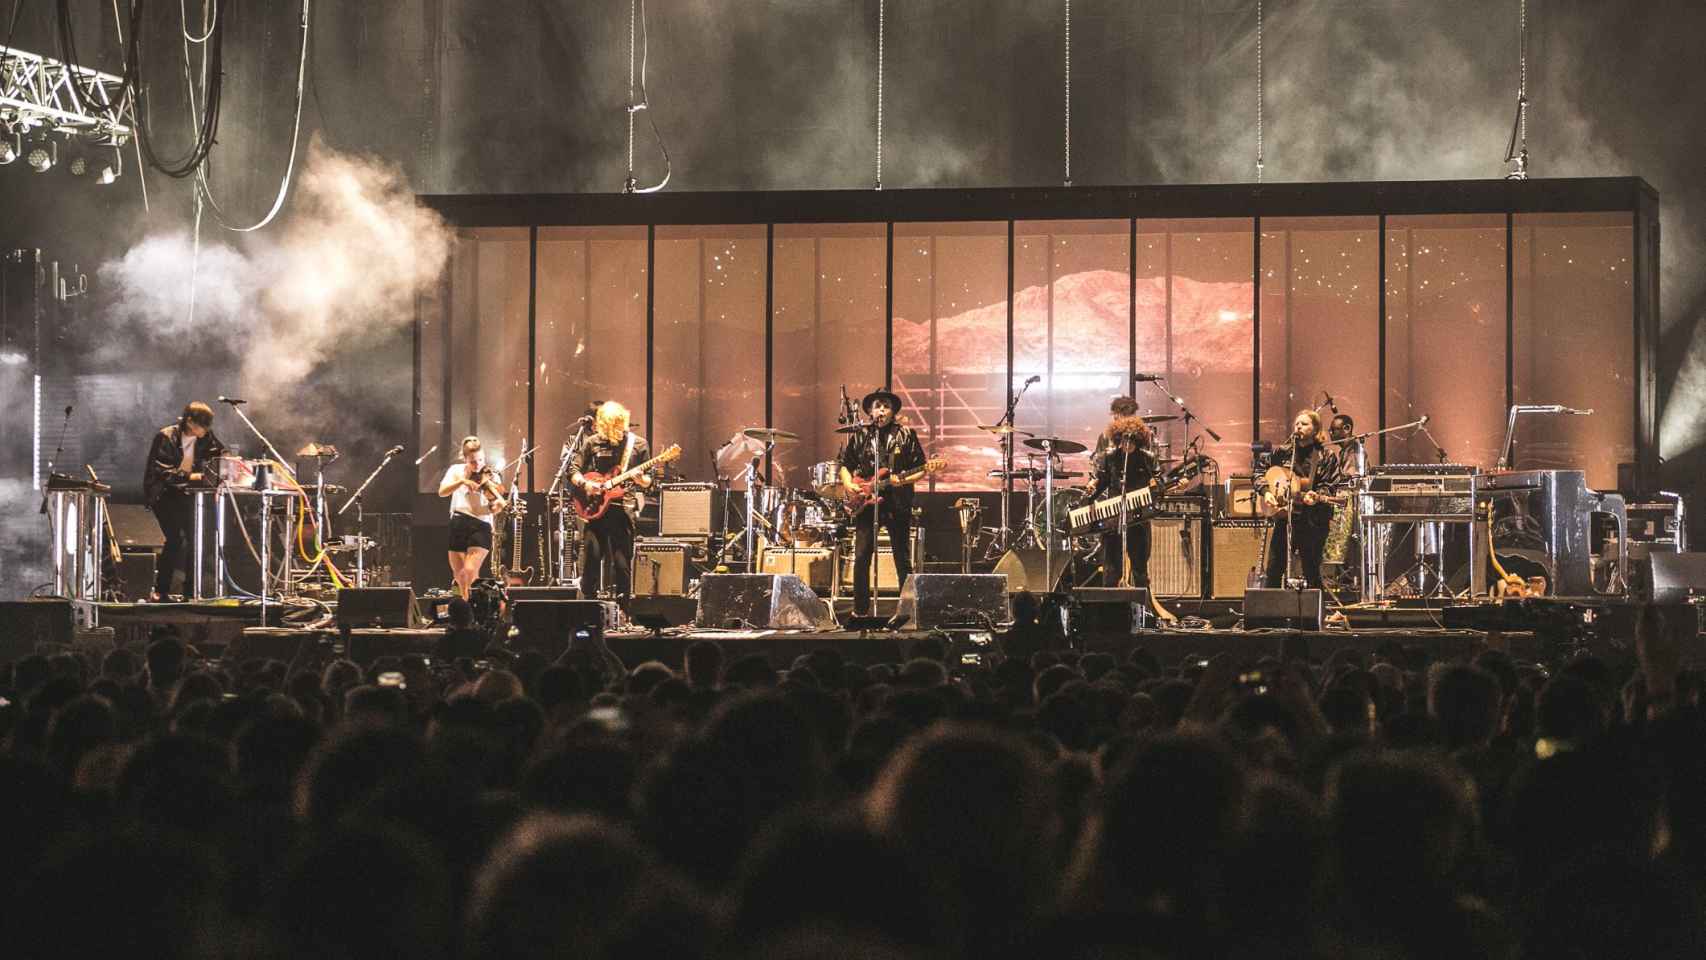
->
[179,433,197,472]
[442,463,495,524]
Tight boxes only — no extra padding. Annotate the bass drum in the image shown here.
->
[1031,488,1089,545]
[809,461,845,500]
[780,498,838,546]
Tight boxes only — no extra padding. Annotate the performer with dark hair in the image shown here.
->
[1088,412,1158,588]
[1263,409,1343,589]
[570,400,653,598]
[143,401,225,600]
[839,388,927,617]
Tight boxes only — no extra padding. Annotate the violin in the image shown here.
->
[470,465,510,512]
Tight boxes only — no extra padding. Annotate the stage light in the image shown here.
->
[0,129,17,165]
[68,155,88,177]
[24,134,56,173]
[94,147,122,185]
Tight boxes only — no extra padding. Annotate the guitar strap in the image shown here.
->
[618,432,635,474]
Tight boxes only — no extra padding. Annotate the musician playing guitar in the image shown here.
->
[1262,409,1344,590]
[1088,407,1159,589]
[143,400,225,601]
[569,400,653,598]
[439,435,508,600]
[839,388,928,617]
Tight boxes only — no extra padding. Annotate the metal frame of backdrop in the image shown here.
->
[413,178,1659,560]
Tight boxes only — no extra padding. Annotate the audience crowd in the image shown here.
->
[4,600,1705,959]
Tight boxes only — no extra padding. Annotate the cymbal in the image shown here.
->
[989,467,1084,481]
[833,424,863,434]
[296,442,339,458]
[1141,414,1180,423]
[977,423,1033,436]
[742,427,800,444]
[1023,436,1089,455]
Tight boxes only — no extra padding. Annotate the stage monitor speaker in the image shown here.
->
[511,599,616,655]
[107,503,165,551]
[1244,588,1323,630]
[895,574,1011,629]
[660,483,717,537]
[840,545,904,593]
[1644,551,1706,604]
[633,539,690,596]
[1149,517,1203,598]
[759,546,835,591]
[696,573,836,630]
[993,547,1074,594]
[337,587,420,628]
[113,550,157,602]
[1212,522,1269,598]
[0,599,74,661]
[506,585,581,601]
[1070,587,1152,636]
[628,595,699,629]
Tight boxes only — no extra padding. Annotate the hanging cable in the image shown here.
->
[1502,0,1529,179]
[1254,0,1264,182]
[196,0,311,231]
[875,0,884,190]
[124,0,230,178]
[621,0,669,193]
[1063,0,1071,186]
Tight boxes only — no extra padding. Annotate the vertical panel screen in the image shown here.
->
[1012,219,1132,480]
[535,227,648,493]
[440,228,529,491]
[1512,212,1634,488]
[1151,219,1255,471]
[652,225,767,486]
[771,223,888,489]
[891,222,1009,492]
[1259,217,1380,465]
[1384,215,1506,468]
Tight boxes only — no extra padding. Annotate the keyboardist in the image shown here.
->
[1088,412,1159,588]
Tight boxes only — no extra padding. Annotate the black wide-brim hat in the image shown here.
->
[861,388,903,415]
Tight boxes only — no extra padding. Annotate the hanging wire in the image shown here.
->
[1502,0,1529,179]
[622,0,669,193]
[875,0,884,190]
[196,0,312,231]
[1063,0,1071,186]
[1254,0,1264,182]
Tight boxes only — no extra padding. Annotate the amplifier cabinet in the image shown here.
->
[758,546,836,592]
[1148,517,1204,598]
[633,538,690,596]
[1212,521,1270,598]
[840,546,903,593]
[660,483,717,537]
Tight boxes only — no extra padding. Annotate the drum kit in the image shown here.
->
[715,426,849,568]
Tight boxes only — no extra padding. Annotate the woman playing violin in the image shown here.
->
[439,435,508,599]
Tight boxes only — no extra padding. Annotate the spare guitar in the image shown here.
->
[502,498,534,585]
[842,458,947,515]
[570,444,683,521]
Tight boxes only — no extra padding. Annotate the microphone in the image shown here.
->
[1418,415,1430,426]
[1567,407,1594,416]
[1025,375,1041,384]
[217,396,246,405]
[413,443,439,466]
[1324,391,1339,414]
[1133,373,1164,382]
[64,404,73,417]
[385,445,405,457]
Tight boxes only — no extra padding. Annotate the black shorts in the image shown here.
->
[448,512,493,552]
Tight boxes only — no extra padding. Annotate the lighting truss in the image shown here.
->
[0,46,133,141]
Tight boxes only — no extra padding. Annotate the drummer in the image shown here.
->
[1087,401,1158,589]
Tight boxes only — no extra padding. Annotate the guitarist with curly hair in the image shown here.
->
[570,400,653,599]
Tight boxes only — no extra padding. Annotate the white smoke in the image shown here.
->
[101,138,451,400]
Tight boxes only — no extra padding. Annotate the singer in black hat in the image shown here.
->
[839,388,927,616]
[142,401,225,600]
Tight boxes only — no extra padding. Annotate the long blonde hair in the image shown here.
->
[595,400,631,443]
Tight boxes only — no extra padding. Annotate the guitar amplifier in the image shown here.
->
[660,483,717,537]
[758,545,835,591]
[632,538,690,596]
[1148,517,1203,598]
[840,545,904,593]
[1212,521,1270,598]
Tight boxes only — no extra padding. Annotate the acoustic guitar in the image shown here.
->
[570,444,682,521]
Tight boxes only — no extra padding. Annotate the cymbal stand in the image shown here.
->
[338,446,404,588]
[220,400,301,622]
[744,444,774,572]
[1040,439,1061,590]
[1139,375,1223,476]
[988,377,1039,557]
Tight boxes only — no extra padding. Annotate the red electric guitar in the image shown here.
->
[569,444,682,521]
[842,457,947,515]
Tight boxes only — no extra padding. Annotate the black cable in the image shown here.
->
[125,0,228,178]
[2,0,26,57]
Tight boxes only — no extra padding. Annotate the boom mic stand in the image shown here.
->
[220,399,299,627]
[549,420,590,584]
[338,445,404,587]
[988,377,1039,557]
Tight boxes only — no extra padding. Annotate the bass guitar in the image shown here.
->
[570,444,682,521]
[843,458,947,515]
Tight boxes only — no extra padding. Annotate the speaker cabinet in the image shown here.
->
[1244,588,1324,630]
[895,574,1011,629]
[759,545,835,591]
[0,599,74,661]
[840,546,904,593]
[336,587,420,628]
[992,547,1074,594]
[696,573,836,629]
[511,599,617,655]
[659,483,717,537]
[113,551,158,602]
[1644,552,1706,604]
[1070,587,1152,636]
[633,539,690,596]
[1149,517,1203,598]
[106,503,165,551]
[1212,522,1270,598]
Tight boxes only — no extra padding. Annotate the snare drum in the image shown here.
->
[810,461,845,500]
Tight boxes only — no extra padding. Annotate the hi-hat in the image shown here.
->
[977,423,1034,436]
[833,424,864,434]
[1023,436,1088,455]
[297,442,339,459]
[1141,414,1180,424]
[742,427,800,444]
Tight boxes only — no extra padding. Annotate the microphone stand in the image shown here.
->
[991,378,1038,555]
[1139,374,1223,462]
[550,421,590,584]
[338,447,402,587]
[222,401,298,626]
[40,405,73,513]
